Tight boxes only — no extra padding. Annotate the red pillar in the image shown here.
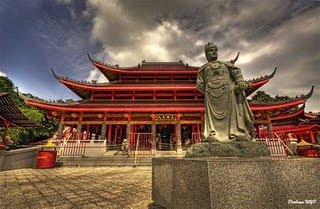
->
[297,134,301,141]
[309,132,316,144]
[190,124,194,143]
[173,124,176,143]
[89,125,92,140]
[86,124,90,140]
[111,91,115,101]
[114,126,119,144]
[91,91,94,101]
[108,124,112,143]
[119,125,123,141]
[197,123,201,142]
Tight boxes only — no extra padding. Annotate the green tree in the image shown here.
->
[0,76,21,106]
[251,91,274,103]
[0,76,59,145]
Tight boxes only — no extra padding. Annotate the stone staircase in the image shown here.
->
[56,151,186,167]
[56,156,152,167]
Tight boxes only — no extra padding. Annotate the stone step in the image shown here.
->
[56,156,152,167]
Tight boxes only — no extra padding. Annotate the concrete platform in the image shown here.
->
[152,157,320,209]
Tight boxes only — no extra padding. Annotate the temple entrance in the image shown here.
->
[135,125,151,133]
[100,124,127,145]
[181,124,192,145]
[129,124,153,155]
[156,124,175,150]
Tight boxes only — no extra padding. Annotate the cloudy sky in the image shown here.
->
[0,0,319,111]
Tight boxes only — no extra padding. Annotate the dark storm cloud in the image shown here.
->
[86,0,316,60]
[1,0,319,110]
[85,0,319,111]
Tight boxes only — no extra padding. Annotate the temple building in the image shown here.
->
[21,53,319,155]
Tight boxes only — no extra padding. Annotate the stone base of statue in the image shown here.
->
[152,157,320,209]
[185,141,270,158]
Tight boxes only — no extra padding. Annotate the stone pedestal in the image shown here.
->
[152,157,320,209]
[186,141,270,158]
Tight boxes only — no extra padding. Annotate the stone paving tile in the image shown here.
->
[0,166,166,209]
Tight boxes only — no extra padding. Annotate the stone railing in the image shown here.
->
[0,147,40,171]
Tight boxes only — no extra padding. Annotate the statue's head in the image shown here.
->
[205,42,218,62]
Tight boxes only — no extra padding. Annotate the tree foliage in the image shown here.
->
[251,91,292,103]
[0,76,21,106]
[0,76,59,145]
[251,91,274,103]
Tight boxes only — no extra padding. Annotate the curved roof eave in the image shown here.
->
[51,67,278,98]
[250,86,314,111]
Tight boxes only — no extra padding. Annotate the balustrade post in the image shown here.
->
[108,124,112,143]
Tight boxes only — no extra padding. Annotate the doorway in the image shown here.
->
[156,124,175,150]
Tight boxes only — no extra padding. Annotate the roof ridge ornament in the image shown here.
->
[303,86,314,99]
[269,67,277,78]
[246,67,278,83]
[51,68,63,81]
[87,52,93,62]
[229,52,240,64]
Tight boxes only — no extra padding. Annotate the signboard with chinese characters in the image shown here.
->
[156,114,176,121]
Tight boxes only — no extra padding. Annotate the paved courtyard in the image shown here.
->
[0,166,161,209]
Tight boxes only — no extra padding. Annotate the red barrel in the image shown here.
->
[36,149,57,169]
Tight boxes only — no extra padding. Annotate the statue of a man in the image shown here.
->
[197,42,255,142]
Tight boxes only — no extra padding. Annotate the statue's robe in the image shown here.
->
[196,60,255,142]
